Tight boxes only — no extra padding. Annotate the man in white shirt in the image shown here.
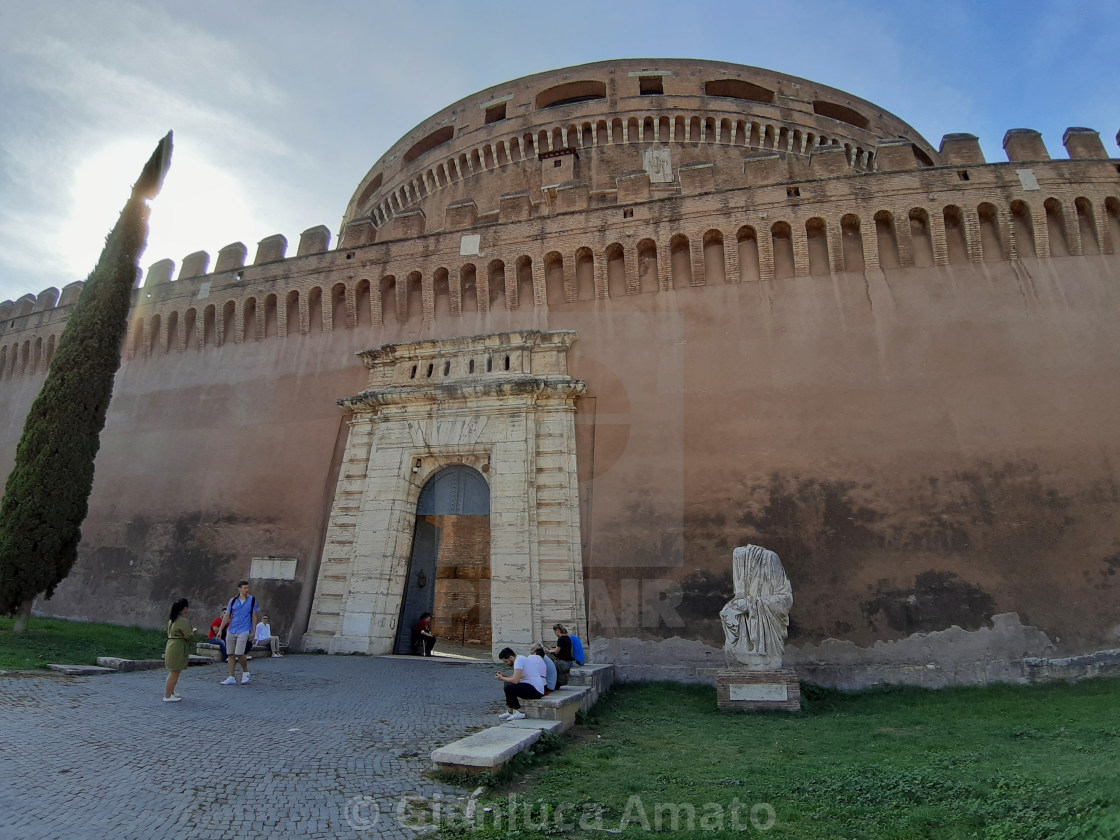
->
[494,646,546,720]
[253,614,283,658]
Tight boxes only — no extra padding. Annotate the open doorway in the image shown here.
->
[394,465,491,655]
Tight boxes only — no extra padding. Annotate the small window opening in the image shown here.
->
[787,186,801,198]
[486,356,493,373]
[443,361,450,376]
[504,354,511,371]
[623,208,634,219]
[235,270,244,280]
[553,159,563,168]
[426,363,434,378]
[346,252,355,259]
[485,103,507,124]
[469,359,475,374]
[410,364,417,379]
[957,170,970,181]
[639,76,663,96]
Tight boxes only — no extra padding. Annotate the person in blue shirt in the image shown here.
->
[217,581,259,685]
[532,643,557,693]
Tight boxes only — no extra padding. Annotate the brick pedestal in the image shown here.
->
[717,668,801,712]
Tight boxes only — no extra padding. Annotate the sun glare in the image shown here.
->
[66,139,254,285]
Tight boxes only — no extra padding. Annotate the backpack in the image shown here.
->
[221,595,258,639]
[570,634,585,666]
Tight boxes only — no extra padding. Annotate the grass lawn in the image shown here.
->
[434,680,1120,840]
[0,615,167,669]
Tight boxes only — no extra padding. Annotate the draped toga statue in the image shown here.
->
[719,545,793,670]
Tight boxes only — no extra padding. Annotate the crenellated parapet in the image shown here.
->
[0,115,1116,383]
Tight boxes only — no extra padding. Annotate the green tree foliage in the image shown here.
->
[0,133,172,629]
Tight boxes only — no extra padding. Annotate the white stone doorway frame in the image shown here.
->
[303,331,587,658]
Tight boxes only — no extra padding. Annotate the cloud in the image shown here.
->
[0,3,300,300]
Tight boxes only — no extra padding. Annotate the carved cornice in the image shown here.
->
[339,375,586,412]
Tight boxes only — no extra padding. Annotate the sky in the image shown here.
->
[0,0,1116,303]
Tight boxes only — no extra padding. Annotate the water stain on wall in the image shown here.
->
[593,458,1114,648]
[860,571,995,634]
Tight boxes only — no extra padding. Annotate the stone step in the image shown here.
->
[47,664,115,676]
[500,718,564,733]
[432,725,543,773]
[521,685,592,731]
[97,657,164,672]
[569,663,614,696]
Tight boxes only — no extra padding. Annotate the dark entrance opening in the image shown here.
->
[394,465,491,654]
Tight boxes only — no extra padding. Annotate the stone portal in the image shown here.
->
[303,331,586,658]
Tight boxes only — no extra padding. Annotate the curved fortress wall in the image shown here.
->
[2,60,1119,685]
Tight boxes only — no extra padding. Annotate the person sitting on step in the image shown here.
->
[531,642,557,694]
[253,614,284,658]
[494,646,546,720]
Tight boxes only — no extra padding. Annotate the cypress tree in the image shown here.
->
[0,133,172,632]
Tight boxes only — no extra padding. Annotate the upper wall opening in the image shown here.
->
[537,80,607,110]
[813,100,870,130]
[403,126,454,164]
[704,79,774,104]
[357,172,383,207]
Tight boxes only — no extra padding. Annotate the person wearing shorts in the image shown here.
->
[218,581,259,685]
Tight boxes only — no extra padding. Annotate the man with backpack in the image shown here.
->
[549,624,586,665]
[218,580,259,685]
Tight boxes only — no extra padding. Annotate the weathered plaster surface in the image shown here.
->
[592,613,1071,690]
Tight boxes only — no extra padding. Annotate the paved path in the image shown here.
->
[0,654,505,839]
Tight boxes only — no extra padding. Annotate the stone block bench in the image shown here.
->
[569,663,614,702]
[195,641,288,661]
[432,719,563,774]
[430,663,614,774]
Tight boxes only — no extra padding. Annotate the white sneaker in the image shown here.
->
[271,653,283,658]
[171,694,181,700]
[498,712,512,720]
[220,676,237,685]
[163,695,181,702]
[507,711,526,721]
[241,674,251,684]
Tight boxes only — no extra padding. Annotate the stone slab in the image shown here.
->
[521,685,590,731]
[47,664,116,676]
[501,718,563,732]
[717,668,801,712]
[187,655,213,666]
[97,657,164,672]
[431,725,541,770]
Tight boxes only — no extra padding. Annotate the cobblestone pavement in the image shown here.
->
[0,654,506,839]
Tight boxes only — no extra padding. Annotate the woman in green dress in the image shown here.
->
[164,598,194,702]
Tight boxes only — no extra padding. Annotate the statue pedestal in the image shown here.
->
[717,668,801,713]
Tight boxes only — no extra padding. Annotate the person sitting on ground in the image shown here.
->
[549,624,575,662]
[413,612,436,656]
[253,614,284,657]
[494,646,546,720]
[207,612,228,662]
[531,643,557,694]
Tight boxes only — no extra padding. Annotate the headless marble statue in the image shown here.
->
[719,545,793,670]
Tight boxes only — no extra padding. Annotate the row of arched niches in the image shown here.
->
[2,193,1118,381]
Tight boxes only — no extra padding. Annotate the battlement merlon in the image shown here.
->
[0,125,1116,316]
